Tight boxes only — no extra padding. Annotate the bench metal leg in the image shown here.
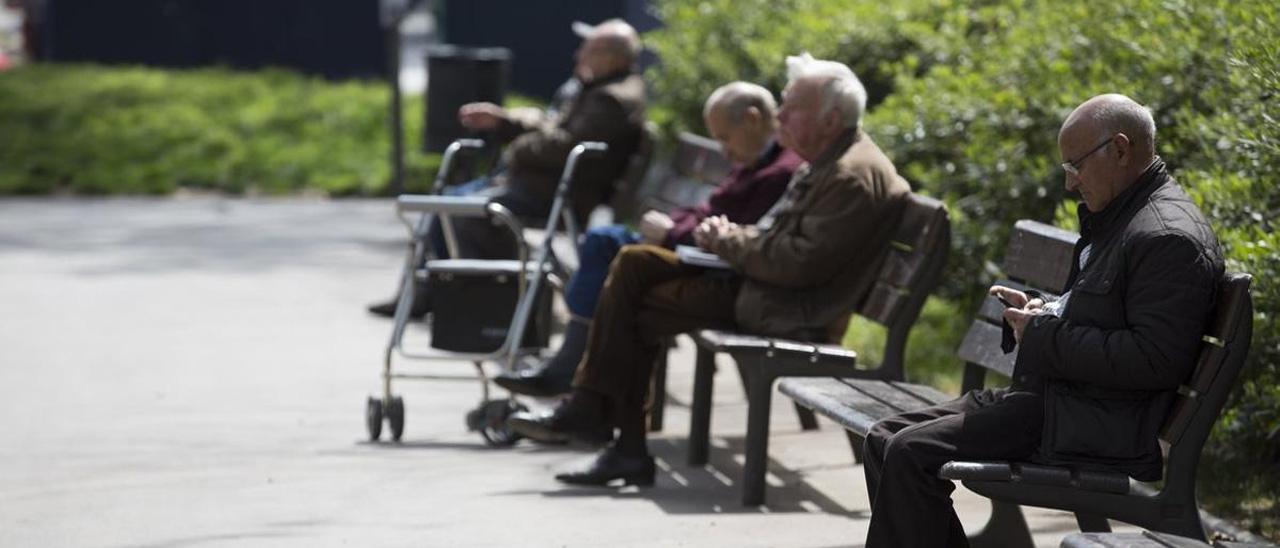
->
[687,346,716,466]
[741,366,774,506]
[794,403,819,431]
[968,500,1034,548]
[845,430,865,463]
[649,349,668,432]
[1074,512,1111,533]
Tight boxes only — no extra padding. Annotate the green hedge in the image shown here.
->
[0,64,439,195]
[649,0,1278,536]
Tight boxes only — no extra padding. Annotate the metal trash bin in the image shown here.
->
[424,45,511,153]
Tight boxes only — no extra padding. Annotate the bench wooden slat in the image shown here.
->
[841,378,944,413]
[694,329,858,362]
[887,380,955,406]
[672,132,731,182]
[1160,274,1252,446]
[1002,220,1079,292]
[955,320,1017,377]
[860,193,949,326]
[779,378,899,436]
[859,282,908,327]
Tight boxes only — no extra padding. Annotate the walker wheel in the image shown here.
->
[387,396,405,442]
[477,399,527,447]
[366,397,384,441]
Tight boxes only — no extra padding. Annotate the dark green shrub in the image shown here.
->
[0,64,439,195]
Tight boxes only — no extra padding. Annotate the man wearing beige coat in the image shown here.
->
[509,53,911,485]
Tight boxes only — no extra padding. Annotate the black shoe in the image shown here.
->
[493,362,574,397]
[555,447,655,487]
[506,399,613,445]
[366,296,429,320]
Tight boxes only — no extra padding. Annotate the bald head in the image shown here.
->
[1058,94,1158,212]
[702,82,778,166]
[703,81,778,125]
[1060,93,1157,159]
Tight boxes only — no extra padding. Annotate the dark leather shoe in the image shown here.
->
[493,367,573,398]
[367,297,429,320]
[507,405,612,445]
[555,447,655,487]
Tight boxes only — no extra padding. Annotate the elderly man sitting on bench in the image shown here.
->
[368,18,647,318]
[493,81,803,397]
[508,53,911,487]
[860,94,1223,548]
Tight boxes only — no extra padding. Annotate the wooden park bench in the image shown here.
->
[665,192,951,505]
[778,220,1255,545]
[1061,531,1276,548]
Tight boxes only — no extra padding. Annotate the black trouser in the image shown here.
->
[863,388,1043,548]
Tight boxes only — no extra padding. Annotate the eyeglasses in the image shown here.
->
[1061,137,1112,176]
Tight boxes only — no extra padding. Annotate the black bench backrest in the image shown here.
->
[640,132,732,214]
[1160,273,1253,471]
[855,192,950,377]
[957,220,1079,389]
[607,122,660,222]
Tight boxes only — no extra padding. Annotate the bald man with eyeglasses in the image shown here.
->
[861,94,1223,548]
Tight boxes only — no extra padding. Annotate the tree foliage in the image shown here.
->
[648,0,1278,536]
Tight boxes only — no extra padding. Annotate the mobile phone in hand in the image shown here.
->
[995,294,1017,309]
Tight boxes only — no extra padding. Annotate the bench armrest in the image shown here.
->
[694,329,856,366]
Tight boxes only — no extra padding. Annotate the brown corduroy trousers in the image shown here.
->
[572,245,740,413]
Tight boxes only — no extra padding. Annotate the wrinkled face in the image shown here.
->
[574,35,619,82]
[705,105,764,166]
[776,77,835,161]
[1058,123,1121,212]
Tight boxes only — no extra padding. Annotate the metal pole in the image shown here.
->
[387,22,405,195]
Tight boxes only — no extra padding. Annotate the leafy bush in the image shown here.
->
[0,64,440,195]
[644,0,945,138]
[650,0,1277,537]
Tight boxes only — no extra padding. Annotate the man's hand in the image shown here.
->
[458,102,506,131]
[693,215,734,249]
[638,210,675,244]
[990,285,1045,343]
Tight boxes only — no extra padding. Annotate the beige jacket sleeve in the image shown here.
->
[706,169,884,289]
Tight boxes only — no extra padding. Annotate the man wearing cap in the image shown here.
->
[368,18,647,317]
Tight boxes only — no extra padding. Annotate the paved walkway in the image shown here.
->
[0,198,1123,547]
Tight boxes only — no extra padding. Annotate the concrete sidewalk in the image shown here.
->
[0,197,1120,547]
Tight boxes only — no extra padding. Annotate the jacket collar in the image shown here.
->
[808,128,861,174]
[580,69,634,91]
[746,139,783,172]
[1077,157,1168,240]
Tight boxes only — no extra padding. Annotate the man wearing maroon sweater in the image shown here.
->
[494,81,803,397]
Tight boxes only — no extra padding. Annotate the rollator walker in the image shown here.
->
[367,140,607,446]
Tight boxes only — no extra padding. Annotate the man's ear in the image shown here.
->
[743,106,761,126]
[1113,133,1132,166]
[823,109,843,134]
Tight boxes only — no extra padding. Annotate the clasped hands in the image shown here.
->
[693,215,735,250]
[989,285,1047,343]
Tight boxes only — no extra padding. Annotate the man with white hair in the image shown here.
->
[492,81,803,398]
[368,18,646,317]
[861,94,1222,547]
[509,54,911,487]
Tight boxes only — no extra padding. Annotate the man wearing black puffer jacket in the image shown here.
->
[861,93,1223,548]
